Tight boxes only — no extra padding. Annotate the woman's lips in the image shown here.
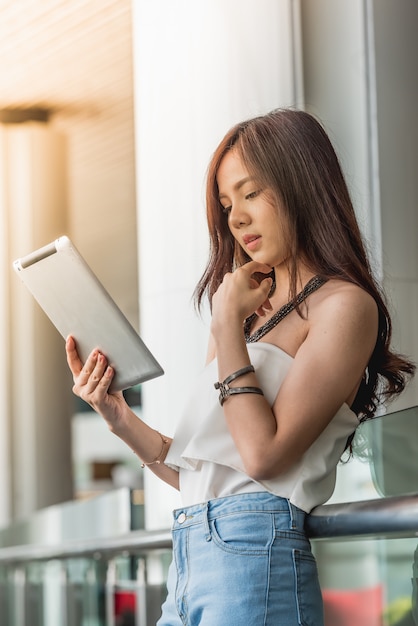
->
[243,234,261,251]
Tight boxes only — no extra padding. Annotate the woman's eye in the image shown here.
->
[221,205,232,215]
[245,189,261,200]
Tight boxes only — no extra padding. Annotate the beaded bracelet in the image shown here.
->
[214,365,264,406]
[140,431,169,468]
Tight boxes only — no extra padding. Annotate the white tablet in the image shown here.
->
[13,236,164,392]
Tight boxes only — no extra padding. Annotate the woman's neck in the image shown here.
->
[272,262,316,303]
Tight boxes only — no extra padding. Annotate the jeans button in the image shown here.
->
[177,512,186,524]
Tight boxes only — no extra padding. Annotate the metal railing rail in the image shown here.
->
[0,494,416,564]
[305,493,418,540]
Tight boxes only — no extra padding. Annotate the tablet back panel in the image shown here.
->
[13,236,164,392]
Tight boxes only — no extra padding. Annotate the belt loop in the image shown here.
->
[286,499,297,529]
[203,502,212,542]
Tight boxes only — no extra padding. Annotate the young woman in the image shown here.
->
[66,109,414,625]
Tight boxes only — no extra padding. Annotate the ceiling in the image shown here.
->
[0,0,133,119]
[0,0,139,327]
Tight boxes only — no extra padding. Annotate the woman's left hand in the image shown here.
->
[211,261,273,332]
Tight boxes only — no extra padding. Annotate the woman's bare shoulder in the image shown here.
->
[308,278,379,336]
[312,278,377,311]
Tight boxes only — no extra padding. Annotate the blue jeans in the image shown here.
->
[157,492,324,625]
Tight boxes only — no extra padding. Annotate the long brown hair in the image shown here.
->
[194,108,415,420]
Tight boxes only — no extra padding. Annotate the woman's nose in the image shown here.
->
[229,203,250,228]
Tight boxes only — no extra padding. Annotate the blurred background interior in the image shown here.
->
[0,1,417,625]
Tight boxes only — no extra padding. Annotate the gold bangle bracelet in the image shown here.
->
[140,431,169,468]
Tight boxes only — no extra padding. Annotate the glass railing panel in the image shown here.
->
[361,406,418,498]
[313,536,418,626]
[65,558,106,626]
[5,566,26,626]
[107,554,139,626]
[330,406,418,504]
[25,562,44,626]
[106,551,171,626]
[142,551,172,625]
[0,565,12,626]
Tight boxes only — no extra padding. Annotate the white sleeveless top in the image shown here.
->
[165,342,360,512]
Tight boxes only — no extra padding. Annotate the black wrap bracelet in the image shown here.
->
[214,365,264,406]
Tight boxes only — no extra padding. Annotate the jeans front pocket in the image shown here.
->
[210,511,274,555]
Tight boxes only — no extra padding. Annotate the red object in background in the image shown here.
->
[114,590,136,615]
[322,585,383,626]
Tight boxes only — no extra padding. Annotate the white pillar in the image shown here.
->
[132,0,303,529]
[0,128,12,526]
[0,122,73,522]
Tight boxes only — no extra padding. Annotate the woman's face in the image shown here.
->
[216,149,290,269]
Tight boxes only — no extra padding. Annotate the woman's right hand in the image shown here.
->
[65,335,127,431]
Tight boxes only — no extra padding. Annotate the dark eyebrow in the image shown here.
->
[218,176,255,201]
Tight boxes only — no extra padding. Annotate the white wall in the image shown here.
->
[132,0,303,528]
[301,0,417,411]
[372,0,418,411]
[301,0,381,265]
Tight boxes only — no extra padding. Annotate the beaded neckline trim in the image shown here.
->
[244,275,327,343]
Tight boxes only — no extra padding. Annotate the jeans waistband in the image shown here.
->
[171,492,306,532]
